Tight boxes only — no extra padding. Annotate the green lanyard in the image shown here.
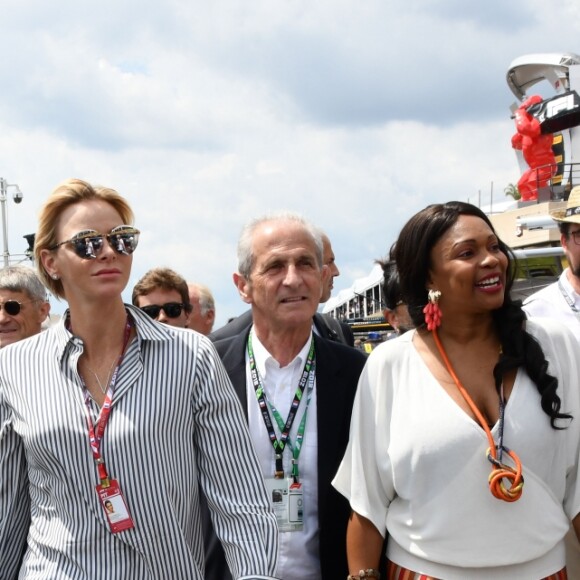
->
[248,333,315,482]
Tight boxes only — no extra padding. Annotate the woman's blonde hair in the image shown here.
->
[35,178,134,299]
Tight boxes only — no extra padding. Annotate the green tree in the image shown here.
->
[504,183,521,200]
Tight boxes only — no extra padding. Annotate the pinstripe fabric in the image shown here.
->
[0,305,278,580]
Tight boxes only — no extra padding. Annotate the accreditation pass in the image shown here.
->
[265,478,303,532]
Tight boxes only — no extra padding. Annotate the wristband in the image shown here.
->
[347,569,381,580]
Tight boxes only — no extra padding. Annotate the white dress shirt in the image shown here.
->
[0,305,278,580]
[522,268,580,577]
[523,269,580,341]
[247,327,321,580]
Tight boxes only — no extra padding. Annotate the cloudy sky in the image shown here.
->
[1,0,579,326]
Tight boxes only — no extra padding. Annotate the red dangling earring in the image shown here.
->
[423,289,442,331]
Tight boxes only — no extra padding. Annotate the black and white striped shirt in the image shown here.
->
[0,305,278,579]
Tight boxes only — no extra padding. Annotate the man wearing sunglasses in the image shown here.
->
[0,266,50,349]
[132,267,192,328]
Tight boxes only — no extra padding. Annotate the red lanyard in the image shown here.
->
[78,317,133,488]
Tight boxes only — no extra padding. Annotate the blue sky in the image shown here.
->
[1,0,579,326]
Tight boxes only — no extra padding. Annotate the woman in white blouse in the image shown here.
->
[333,202,580,580]
[0,178,278,579]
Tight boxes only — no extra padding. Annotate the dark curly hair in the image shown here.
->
[394,201,570,428]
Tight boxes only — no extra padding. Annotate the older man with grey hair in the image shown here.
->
[0,266,50,348]
[187,283,216,335]
[211,226,354,346]
[204,211,366,580]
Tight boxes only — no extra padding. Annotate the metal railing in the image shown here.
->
[536,161,580,200]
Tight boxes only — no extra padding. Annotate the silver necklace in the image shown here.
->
[84,357,118,394]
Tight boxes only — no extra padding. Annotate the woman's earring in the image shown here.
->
[423,289,442,331]
[52,274,60,280]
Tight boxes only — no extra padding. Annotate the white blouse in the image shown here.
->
[333,319,580,580]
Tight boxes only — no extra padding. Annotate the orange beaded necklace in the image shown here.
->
[425,290,524,502]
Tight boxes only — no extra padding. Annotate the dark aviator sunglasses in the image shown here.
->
[0,299,40,316]
[50,225,140,259]
[140,302,189,319]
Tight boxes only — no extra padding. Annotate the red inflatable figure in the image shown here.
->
[511,94,557,201]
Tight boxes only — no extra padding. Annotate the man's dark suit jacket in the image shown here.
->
[210,309,355,347]
[203,327,366,580]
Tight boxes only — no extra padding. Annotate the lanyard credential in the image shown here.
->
[558,278,580,318]
[248,333,315,482]
[79,317,133,488]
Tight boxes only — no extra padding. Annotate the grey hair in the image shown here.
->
[0,266,48,302]
[189,283,215,315]
[311,225,328,243]
[237,212,323,279]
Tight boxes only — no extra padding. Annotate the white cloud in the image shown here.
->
[0,0,577,325]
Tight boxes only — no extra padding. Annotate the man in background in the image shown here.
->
[522,186,580,577]
[0,266,50,348]
[523,186,580,335]
[318,231,354,346]
[320,233,339,303]
[132,267,192,328]
[377,258,413,336]
[187,283,215,335]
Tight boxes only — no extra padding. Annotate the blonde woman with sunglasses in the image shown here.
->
[0,178,279,579]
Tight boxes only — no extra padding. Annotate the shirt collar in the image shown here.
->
[562,268,580,303]
[53,303,176,364]
[249,326,313,379]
